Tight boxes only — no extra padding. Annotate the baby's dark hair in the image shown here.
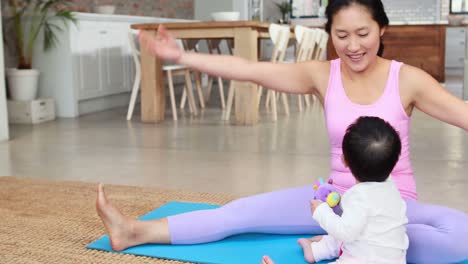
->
[342,116,401,182]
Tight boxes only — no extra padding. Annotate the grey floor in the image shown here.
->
[0,99,467,213]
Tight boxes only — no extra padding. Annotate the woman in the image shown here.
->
[97,0,468,263]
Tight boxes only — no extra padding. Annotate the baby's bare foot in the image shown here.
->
[96,183,140,251]
[307,235,324,243]
[298,238,316,263]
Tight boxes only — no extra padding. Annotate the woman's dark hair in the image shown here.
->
[325,0,389,56]
[342,116,401,183]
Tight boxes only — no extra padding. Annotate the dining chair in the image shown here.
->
[205,39,228,109]
[224,23,291,122]
[316,29,329,61]
[126,29,198,121]
[179,39,207,110]
[294,25,320,110]
[180,39,227,111]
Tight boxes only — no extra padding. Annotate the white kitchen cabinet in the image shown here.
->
[445,27,467,99]
[33,13,188,117]
[74,21,130,100]
[73,21,103,100]
[445,27,466,68]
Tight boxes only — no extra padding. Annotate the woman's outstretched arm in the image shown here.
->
[140,25,328,97]
[401,65,468,131]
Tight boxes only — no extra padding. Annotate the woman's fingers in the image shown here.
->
[158,24,169,38]
[139,31,161,56]
[138,26,182,61]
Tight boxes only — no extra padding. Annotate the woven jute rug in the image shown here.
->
[0,176,236,264]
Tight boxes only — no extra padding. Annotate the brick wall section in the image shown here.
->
[1,0,194,19]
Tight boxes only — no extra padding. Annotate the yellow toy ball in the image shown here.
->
[327,192,340,207]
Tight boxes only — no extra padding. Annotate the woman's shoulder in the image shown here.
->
[398,62,437,93]
[399,62,432,80]
[301,60,332,98]
[293,60,331,86]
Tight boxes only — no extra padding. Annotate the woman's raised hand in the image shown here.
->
[139,25,183,63]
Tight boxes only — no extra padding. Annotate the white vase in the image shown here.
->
[6,68,40,101]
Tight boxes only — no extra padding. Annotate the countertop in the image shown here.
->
[49,13,468,27]
[70,12,193,23]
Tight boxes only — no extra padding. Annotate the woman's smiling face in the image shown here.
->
[331,4,385,72]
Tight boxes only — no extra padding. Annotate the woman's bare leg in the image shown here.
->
[96,184,171,251]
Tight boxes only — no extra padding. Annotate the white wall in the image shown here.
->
[194,0,284,22]
[193,0,238,54]
[194,0,234,21]
[0,4,10,141]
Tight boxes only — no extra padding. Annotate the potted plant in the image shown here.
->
[275,1,293,24]
[6,0,76,101]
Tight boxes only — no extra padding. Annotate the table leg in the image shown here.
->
[233,28,259,125]
[141,30,165,122]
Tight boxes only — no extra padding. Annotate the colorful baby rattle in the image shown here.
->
[313,178,342,215]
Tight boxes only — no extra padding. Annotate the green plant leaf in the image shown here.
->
[43,22,58,51]
[9,0,77,67]
[274,1,293,14]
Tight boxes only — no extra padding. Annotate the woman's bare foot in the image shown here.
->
[297,238,317,263]
[261,255,275,264]
[96,183,142,251]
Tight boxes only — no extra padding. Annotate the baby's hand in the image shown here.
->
[310,199,323,214]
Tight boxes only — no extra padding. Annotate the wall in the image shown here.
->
[193,0,285,23]
[1,0,194,18]
[441,0,468,21]
[1,0,194,68]
[381,0,440,22]
[0,3,9,141]
[194,0,233,21]
[291,0,449,25]
[441,0,451,20]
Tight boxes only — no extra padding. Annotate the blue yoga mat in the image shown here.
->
[88,201,332,263]
[88,201,468,264]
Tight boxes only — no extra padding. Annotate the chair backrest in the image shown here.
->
[206,39,222,55]
[183,39,200,53]
[315,29,329,60]
[294,25,319,62]
[268,23,291,63]
[128,29,141,73]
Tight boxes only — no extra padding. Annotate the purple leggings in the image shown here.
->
[168,185,468,264]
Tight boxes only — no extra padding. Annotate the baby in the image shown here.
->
[299,116,409,264]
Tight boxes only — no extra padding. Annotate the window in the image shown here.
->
[290,0,328,19]
[450,0,468,14]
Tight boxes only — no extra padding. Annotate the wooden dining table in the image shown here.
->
[131,21,283,125]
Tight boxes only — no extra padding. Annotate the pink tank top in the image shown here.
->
[324,59,417,200]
